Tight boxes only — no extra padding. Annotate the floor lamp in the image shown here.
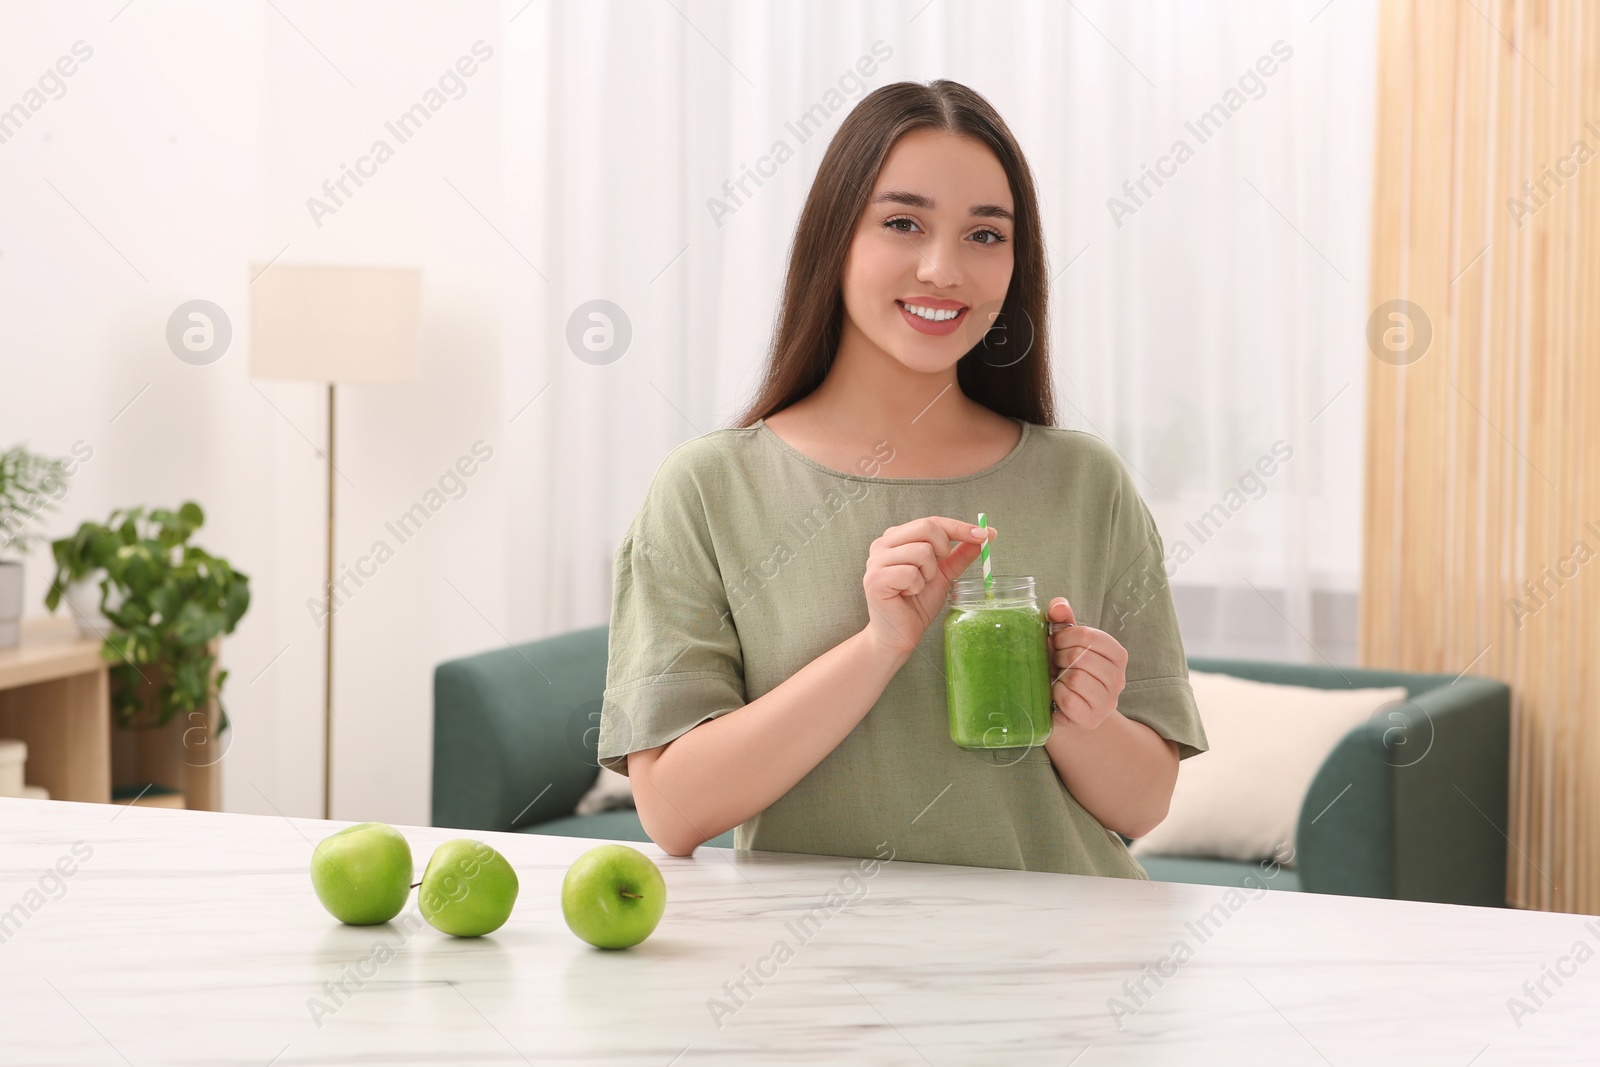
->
[249,264,421,820]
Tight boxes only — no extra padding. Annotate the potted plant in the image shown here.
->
[0,445,71,649]
[47,512,121,636]
[45,503,250,801]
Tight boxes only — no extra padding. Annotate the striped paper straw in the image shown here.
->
[978,512,992,592]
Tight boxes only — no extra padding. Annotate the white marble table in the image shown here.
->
[1,797,1597,1065]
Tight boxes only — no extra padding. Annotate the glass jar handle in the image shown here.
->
[1046,616,1072,707]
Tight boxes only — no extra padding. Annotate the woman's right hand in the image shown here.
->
[862,517,996,657]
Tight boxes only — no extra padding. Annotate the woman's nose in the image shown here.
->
[914,235,964,289]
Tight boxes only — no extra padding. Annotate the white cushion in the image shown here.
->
[1128,671,1409,865]
[573,765,636,816]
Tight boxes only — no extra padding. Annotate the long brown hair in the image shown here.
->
[730,79,1056,429]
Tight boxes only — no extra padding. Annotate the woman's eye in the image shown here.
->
[883,217,1008,245]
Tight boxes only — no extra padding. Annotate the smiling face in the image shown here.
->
[840,128,1016,374]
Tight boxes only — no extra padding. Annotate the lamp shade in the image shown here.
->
[249,263,421,384]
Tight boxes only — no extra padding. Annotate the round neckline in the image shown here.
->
[754,416,1032,485]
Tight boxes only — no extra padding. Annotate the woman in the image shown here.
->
[597,79,1208,877]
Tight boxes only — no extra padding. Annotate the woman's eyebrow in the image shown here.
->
[871,189,1014,222]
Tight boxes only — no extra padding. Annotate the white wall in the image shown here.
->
[1,1,506,826]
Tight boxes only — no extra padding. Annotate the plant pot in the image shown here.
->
[108,639,226,812]
[63,576,112,636]
[0,560,22,648]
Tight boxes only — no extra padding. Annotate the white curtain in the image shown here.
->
[500,0,1379,665]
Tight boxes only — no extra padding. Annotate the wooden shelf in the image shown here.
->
[0,616,110,803]
[0,616,221,810]
[0,615,105,689]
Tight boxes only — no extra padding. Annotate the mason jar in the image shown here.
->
[943,575,1054,752]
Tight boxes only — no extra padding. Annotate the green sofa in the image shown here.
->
[433,626,1511,907]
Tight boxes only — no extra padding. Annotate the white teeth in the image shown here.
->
[900,302,962,322]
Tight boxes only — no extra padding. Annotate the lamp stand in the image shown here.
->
[323,382,336,821]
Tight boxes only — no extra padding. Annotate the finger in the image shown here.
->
[939,538,986,581]
[1053,666,1113,716]
[1053,649,1115,697]
[1055,638,1124,679]
[874,542,940,585]
[1053,626,1129,669]
[876,562,928,598]
[879,516,997,561]
[1054,645,1124,696]
[1052,681,1102,726]
[1047,596,1076,630]
[1054,629,1128,680]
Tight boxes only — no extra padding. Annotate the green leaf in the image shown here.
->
[108,597,148,628]
[87,530,118,571]
[117,545,157,596]
[223,580,250,630]
[174,601,227,646]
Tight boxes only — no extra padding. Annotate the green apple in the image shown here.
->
[561,843,666,949]
[418,839,519,937]
[310,822,413,925]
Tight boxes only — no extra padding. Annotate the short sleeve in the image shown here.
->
[596,507,748,777]
[1097,475,1210,761]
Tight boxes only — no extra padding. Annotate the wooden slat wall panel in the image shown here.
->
[1363,0,1599,913]
[1361,0,1408,664]
[1581,0,1600,911]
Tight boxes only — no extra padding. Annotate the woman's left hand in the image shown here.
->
[1046,597,1127,730]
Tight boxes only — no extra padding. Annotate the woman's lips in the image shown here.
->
[896,299,967,336]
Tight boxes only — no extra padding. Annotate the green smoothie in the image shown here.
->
[943,603,1054,750]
